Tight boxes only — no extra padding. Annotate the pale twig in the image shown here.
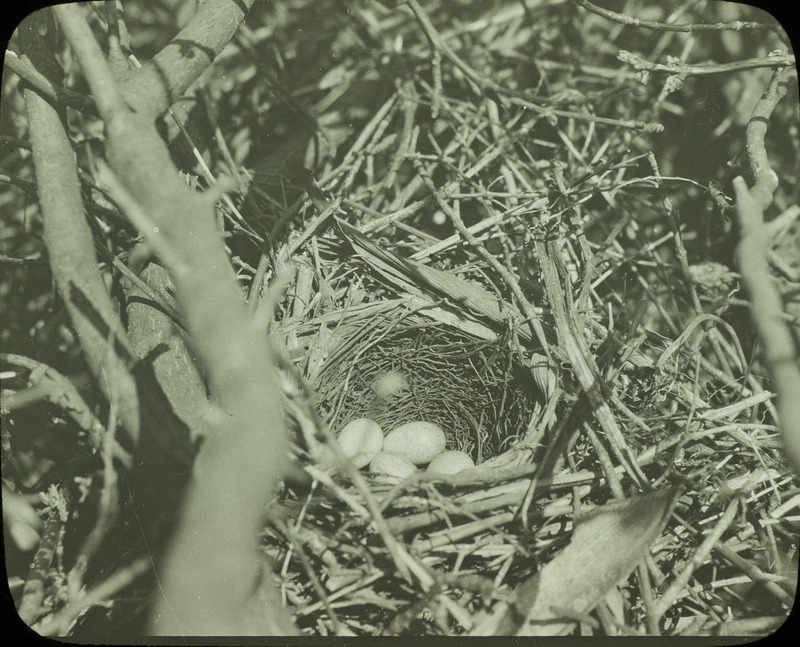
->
[4,49,93,111]
[732,67,800,472]
[618,50,794,76]
[744,68,792,210]
[574,0,774,32]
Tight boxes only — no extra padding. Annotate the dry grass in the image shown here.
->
[3,0,797,638]
[230,1,799,637]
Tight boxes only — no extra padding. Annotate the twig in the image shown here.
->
[34,557,150,636]
[653,496,741,619]
[4,49,93,112]
[744,69,792,210]
[1,354,131,465]
[618,50,795,76]
[731,67,799,472]
[574,0,774,32]
[714,542,794,605]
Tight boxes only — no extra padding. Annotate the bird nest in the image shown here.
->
[314,318,540,463]
[258,190,796,637]
[247,2,796,636]
[267,254,554,635]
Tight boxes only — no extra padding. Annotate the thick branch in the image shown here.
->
[119,0,256,119]
[53,3,297,635]
[18,10,140,442]
[734,178,800,471]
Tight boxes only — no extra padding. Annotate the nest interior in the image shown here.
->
[313,319,540,464]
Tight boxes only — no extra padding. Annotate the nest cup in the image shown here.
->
[313,316,540,466]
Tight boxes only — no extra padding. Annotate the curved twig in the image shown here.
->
[733,67,800,472]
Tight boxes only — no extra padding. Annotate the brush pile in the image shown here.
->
[236,1,798,636]
[4,0,797,638]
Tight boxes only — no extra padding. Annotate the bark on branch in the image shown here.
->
[733,67,800,472]
[52,3,297,635]
[18,10,140,443]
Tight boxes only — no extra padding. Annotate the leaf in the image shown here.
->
[471,486,682,636]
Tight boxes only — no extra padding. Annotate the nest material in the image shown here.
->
[314,318,540,463]
[247,1,797,637]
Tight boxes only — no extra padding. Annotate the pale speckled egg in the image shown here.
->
[369,452,418,479]
[336,418,384,468]
[426,450,475,475]
[383,421,446,465]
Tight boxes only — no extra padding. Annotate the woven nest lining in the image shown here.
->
[314,315,540,463]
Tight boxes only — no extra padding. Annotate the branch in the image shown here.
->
[5,49,93,112]
[1,353,130,466]
[618,50,795,76]
[574,0,774,32]
[118,0,256,120]
[53,3,297,635]
[733,67,800,472]
[734,178,800,472]
[18,10,140,443]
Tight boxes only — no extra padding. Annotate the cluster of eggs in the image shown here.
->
[333,418,474,478]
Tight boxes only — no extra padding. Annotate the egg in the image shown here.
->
[369,452,418,479]
[426,450,475,475]
[383,421,446,465]
[335,418,384,468]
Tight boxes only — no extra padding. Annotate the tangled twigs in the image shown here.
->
[407,0,663,133]
[733,67,800,472]
[1,354,127,462]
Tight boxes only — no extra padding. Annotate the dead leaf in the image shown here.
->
[471,486,682,636]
